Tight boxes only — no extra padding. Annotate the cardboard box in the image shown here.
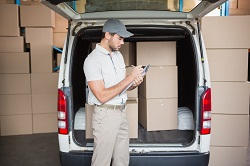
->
[183,0,199,12]
[0,53,30,74]
[0,114,32,136]
[20,5,55,27]
[54,13,68,33]
[25,27,53,43]
[31,73,58,94]
[136,42,176,66]
[211,82,249,114]
[0,0,15,4]
[210,114,249,146]
[138,97,178,131]
[229,0,238,9]
[32,94,57,113]
[20,0,41,5]
[86,101,139,139]
[139,66,178,99]
[85,104,94,139]
[202,16,250,48]
[26,28,53,73]
[53,32,67,48]
[0,37,24,52]
[207,49,248,81]
[32,113,57,133]
[120,42,136,66]
[229,8,250,15]
[126,67,138,99]
[209,146,247,166]
[0,4,19,36]
[238,0,250,9]
[127,88,138,100]
[0,74,31,94]
[126,100,138,138]
[0,95,32,115]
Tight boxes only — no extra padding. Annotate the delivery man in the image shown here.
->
[84,18,144,166]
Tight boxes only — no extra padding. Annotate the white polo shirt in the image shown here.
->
[84,44,128,105]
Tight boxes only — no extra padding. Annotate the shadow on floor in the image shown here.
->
[0,133,60,166]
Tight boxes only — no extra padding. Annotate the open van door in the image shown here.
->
[41,0,227,20]
[41,0,81,20]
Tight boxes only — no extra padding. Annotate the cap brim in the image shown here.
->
[118,30,134,38]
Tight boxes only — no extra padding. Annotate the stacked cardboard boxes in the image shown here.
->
[229,0,250,15]
[0,4,32,136]
[20,3,58,134]
[123,42,138,138]
[137,42,178,131]
[0,0,15,4]
[53,13,67,48]
[202,16,250,166]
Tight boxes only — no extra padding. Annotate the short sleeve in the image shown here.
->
[83,57,103,81]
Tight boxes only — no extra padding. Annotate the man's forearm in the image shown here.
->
[98,75,134,103]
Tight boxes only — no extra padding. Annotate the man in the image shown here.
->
[83,18,144,166]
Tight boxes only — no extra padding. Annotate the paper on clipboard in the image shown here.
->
[120,64,150,94]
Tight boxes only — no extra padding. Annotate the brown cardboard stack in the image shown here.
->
[126,67,138,100]
[202,16,250,166]
[85,100,139,139]
[121,42,138,137]
[53,13,67,48]
[20,3,58,134]
[20,0,41,5]
[0,0,15,4]
[120,42,136,66]
[137,42,178,131]
[0,4,33,136]
[229,0,250,15]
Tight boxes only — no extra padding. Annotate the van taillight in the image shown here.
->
[200,88,211,135]
[58,89,68,134]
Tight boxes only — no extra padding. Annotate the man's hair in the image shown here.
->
[101,32,116,39]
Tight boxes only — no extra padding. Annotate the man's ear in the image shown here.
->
[104,32,111,40]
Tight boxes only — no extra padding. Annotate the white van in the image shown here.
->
[42,0,226,165]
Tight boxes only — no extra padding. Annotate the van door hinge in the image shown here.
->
[68,136,71,144]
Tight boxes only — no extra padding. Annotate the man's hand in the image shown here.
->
[132,75,144,87]
[130,65,144,80]
[127,65,144,90]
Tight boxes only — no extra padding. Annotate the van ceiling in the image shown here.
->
[78,25,188,42]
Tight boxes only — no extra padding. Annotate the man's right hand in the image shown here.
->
[130,65,144,79]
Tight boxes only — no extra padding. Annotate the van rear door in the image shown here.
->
[42,0,227,20]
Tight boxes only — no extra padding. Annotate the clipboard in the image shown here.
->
[120,64,150,94]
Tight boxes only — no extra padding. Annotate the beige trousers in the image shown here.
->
[91,105,129,166]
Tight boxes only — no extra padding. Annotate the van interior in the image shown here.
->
[70,25,198,147]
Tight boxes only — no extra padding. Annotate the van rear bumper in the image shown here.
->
[60,151,209,166]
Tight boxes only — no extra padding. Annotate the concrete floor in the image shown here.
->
[0,133,60,166]
[0,132,249,166]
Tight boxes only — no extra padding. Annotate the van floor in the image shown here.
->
[74,124,193,146]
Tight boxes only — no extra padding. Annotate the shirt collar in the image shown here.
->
[96,43,110,55]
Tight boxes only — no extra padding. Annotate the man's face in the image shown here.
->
[108,33,124,51]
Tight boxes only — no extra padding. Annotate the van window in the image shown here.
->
[65,0,201,14]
